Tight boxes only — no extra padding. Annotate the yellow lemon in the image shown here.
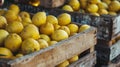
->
[59,26,70,36]
[108,11,117,16]
[57,60,69,67]
[67,24,79,35]
[40,22,54,35]
[21,17,32,26]
[40,34,51,42]
[37,39,48,49]
[5,33,22,52]
[62,5,74,12]
[69,0,80,11]
[54,24,61,30]
[0,47,13,58]
[48,41,58,46]
[89,0,101,4]
[0,16,7,28]
[21,38,40,54]
[102,0,111,5]
[51,30,68,41]
[32,12,46,26]
[108,1,120,12]
[9,4,20,15]
[19,11,30,18]
[4,10,18,23]
[6,21,23,33]
[91,13,100,16]
[68,55,79,63]
[79,24,90,32]
[58,13,71,26]
[16,53,23,58]
[0,29,9,46]
[20,24,40,40]
[97,2,108,9]
[98,9,108,15]
[87,4,98,13]
[46,15,58,25]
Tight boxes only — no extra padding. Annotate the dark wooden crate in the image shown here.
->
[49,9,120,41]
[0,26,96,67]
[69,51,96,67]
[96,38,120,65]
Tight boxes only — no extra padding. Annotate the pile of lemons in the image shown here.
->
[0,4,90,61]
[62,0,120,16]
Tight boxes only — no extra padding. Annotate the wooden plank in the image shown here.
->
[69,51,96,67]
[1,27,96,67]
[110,40,120,61]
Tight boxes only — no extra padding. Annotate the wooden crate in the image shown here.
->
[96,37,120,65]
[98,54,120,67]
[69,51,96,67]
[0,26,96,67]
[49,9,120,41]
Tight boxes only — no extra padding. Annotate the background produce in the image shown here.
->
[62,0,120,16]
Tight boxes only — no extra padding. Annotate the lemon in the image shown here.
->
[69,0,80,11]
[87,4,98,13]
[108,1,120,12]
[20,24,40,40]
[40,34,51,42]
[21,17,32,26]
[0,16,7,28]
[0,47,13,58]
[16,16,22,22]
[4,10,18,23]
[98,9,108,15]
[37,39,48,49]
[21,38,40,54]
[6,21,23,33]
[62,5,74,12]
[40,22,54,35]
[29,0,40,7]
[67,24,79,35]
[46,15,58,25]
[16,53,23,58]
[19,11,30,18]
[5,33,22,52]
[91,13,100,16]
[59,26,70,36]
[57,60,69,67]
[68,55,79,63]
[51,30,68,41]
[54,24,61,30]
[32,12,46,26]
[79,24,90,32]
[0,29,9,46]
[89,0,101,4]
[58,13,71,26]
[9,4,20,15]
[97,2,108,9]
[80,0,87,9]
[108,11,117,16]
[48,41,58,46]
[102,0,111,5]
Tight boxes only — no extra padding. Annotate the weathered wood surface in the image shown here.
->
[96,39,120,65]
[0,27,96,67]
[69,51,96,67]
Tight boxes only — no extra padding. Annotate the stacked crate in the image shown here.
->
[49,9,120,66]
